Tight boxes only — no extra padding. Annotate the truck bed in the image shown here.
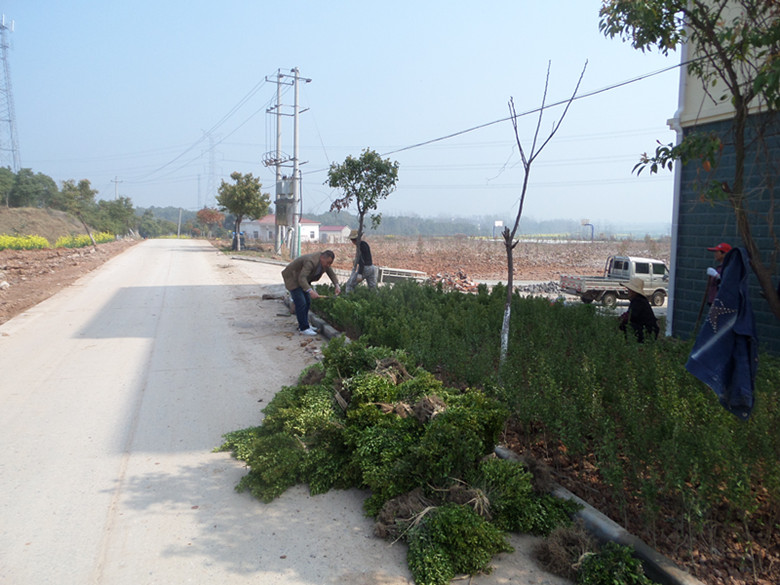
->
[560,274,626,294]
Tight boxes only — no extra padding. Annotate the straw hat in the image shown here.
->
[349,229,359,240]
[623,277,645,295]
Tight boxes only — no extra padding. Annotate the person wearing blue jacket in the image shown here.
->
[686,247,758,420]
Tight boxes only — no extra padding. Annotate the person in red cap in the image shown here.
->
[705,242,732,304]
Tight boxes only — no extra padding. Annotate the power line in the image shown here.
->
[135,77,270,181]
[382,61,685,157]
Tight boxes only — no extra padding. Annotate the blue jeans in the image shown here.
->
[289,287,311,331]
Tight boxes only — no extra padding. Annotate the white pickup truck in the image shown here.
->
[560,255,669,308]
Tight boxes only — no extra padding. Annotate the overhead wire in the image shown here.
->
[381,60,686,158]
[132,77,270,181]
[119,60,690,205]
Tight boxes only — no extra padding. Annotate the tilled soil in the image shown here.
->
[314,236,671,281]
[0,239,138,325]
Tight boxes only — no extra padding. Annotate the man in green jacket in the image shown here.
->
[282,250,341,335]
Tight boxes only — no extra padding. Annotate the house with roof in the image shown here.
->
[320,225,351,244]
[241,215,321,244]
[666,5,779,352]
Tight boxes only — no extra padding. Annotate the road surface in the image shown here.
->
[0,238,571,585]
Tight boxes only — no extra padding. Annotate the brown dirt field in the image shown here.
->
[309,235,672,282]
[0,239,138,325]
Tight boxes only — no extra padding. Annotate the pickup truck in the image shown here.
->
[560,255,669,308]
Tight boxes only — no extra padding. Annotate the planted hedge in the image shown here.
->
[314,281,780,544]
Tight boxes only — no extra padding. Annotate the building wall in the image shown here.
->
[320,227,350,244]
[672,114,780,353]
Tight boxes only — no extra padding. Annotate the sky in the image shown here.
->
[2,1,681,231]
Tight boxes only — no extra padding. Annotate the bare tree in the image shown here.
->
[500,62,587,364]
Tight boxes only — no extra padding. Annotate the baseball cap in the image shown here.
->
[707,242,732,253]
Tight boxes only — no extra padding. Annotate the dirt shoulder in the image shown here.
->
[0,238,139,325]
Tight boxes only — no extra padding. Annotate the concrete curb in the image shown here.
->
[494,446,705,585]
[279,292,342,340]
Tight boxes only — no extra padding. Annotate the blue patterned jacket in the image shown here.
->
[685,247,758,420]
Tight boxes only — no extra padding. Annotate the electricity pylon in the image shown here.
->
[0,15,20,172]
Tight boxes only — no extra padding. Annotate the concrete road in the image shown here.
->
[0,239,571,585]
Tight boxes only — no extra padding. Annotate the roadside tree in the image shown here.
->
[327,148,399,273]
[96,197,136,235]
[9,169,58,208]
[216,172,270,251]
[600,0,780,319]
[196,207,225,238]
[58,179,100,246]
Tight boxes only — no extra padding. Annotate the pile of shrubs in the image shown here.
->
[218,337,654,585]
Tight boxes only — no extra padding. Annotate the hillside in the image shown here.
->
[0,207,87,245]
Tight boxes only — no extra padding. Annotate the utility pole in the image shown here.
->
[292,68,303,258]
[263,67,310,258]
[0,15,20,173]
[207,133,217,208]
[112,176,123,200]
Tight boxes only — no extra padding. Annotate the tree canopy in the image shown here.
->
[600,0,780,318]
[327,148,399,239]
[216,171,270,249]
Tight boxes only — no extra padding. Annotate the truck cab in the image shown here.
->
[606,256,669,306]
[559,255,670,307]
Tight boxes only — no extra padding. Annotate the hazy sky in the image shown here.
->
[3,1,680,229]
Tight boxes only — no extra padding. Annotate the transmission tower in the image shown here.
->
[0,15,20,172]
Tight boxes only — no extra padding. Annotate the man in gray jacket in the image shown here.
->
[282,250,341,335]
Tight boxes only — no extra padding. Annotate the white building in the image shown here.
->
[320,225,351,244]
[241,215,321,243]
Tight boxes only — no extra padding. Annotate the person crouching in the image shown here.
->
[618,277,659,343]
[281,250,341,336]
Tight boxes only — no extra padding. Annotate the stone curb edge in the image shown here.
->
[494,446,705,585]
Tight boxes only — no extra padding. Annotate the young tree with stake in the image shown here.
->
[500,62,586,365]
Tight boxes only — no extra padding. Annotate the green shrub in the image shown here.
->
[219,332,588,585]
[577,542,653,585]
[235,432,306,502]
[214,426,263,461]
[406,504,513,585]
[470,458,581,535]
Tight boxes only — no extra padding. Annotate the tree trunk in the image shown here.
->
[353,213,365,276]
[728,103,780,319]
[76,212,97,249]
[500,227,514,365]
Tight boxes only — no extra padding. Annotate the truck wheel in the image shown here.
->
[581,296,594,304]
[652,291,665,307]
[601,292,617,308]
